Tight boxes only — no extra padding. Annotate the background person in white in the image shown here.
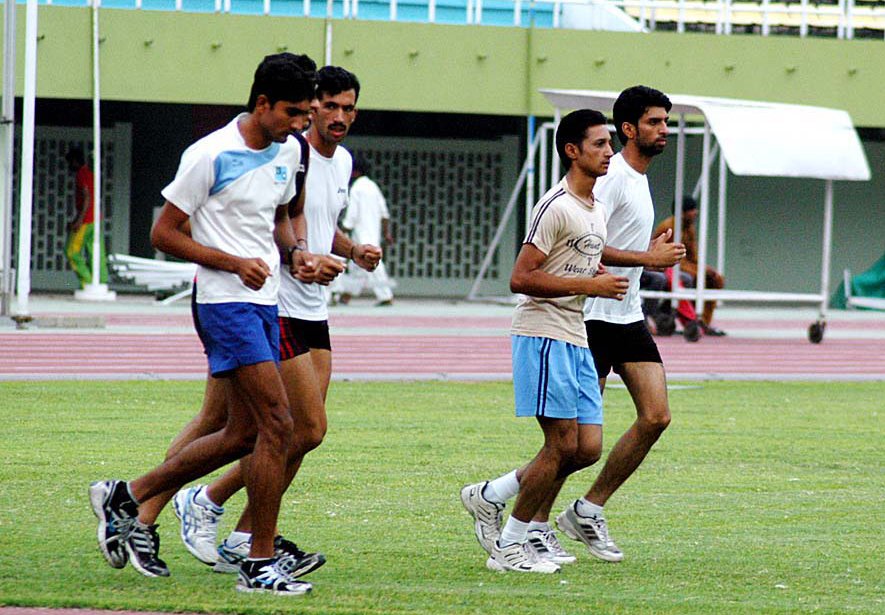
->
[338,155,395,305]
[579,85,687,561]
[90,53,317,596]
[461,109,629,574]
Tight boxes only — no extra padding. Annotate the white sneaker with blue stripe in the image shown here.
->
[173,485,224,565]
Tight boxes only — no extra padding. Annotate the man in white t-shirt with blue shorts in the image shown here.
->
[169,66,383,574]
[462,110,629,573]
[571,85,687,562]
[89,53,319,596]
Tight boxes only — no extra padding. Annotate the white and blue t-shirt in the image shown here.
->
[278,142,352,321]
[161,114,302,306]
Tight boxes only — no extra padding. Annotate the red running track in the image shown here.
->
[1,331,882,380]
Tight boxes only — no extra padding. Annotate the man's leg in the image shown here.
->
[228,361,293,560]
[369,263,394,304]
[139,374,229,526]
[586,362,670,506]
[65,225,91,288]
[486,417,575,574]
[701,267,726,332]
[211,353,328,577]
[89,374,257,573]
[309,348,333,401]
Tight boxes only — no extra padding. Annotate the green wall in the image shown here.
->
[5,6,885,126]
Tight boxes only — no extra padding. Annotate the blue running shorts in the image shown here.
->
[195,302,280,377]
[512,335,602,425]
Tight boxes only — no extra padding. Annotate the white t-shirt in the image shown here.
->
[278,143,352,320]
[161,114,301,306]
[511,179,607,348]
[583,152,654,324]
[342,175,389,247]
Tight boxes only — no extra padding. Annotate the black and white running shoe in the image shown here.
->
[236,557,312,596]
[126,521,170,577]
[89,479,138,569]
[274,535,326,579]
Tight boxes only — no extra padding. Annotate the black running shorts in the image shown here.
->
[585,319,663,378]
[278,317,331,361]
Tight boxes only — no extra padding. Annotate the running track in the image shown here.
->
[2,311,883,380]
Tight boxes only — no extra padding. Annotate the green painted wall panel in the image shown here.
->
[528,29,885,126]
[329,21,528,115]
[3,7,883,123]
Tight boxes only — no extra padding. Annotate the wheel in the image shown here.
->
[683,319,701,343]
[808,321,825,344]
[654,312,676,336]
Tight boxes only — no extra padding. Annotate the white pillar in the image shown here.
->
[1,0,16,316]
[672,113,686,307]
[819,180,834,317]
[76,1,115,301]
[694,120,712,319]
[716,150,727,275]
[15,0,38,317]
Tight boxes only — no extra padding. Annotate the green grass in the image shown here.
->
[0,380,883,614]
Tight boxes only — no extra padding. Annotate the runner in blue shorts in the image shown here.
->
[89,53,321,597]
[460,109,628,574]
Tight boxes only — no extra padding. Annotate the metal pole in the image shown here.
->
[716,149,727,275]
[525,115,535,235]
[15,0,39,318]
[77,1,114,301]
[694,120,712,319]
[672,113,686,307]
[1,0,16,316]
[324,0,333,65]
[467,134,541,300]
[819,180,834,317]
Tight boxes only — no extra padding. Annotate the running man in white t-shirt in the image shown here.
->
[573,85,687,561]
[337,155,395,305]
[89,54,319,596]
[172,66,382,574]
[462,110,629,573]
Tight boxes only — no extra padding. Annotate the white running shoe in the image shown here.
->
[486,540,560,574]
[236,557,312,596]
[460,481,504,554]
[174,485,224,565]
[556,504,624,562]
[527,528,577,565]
[214,537,250,573]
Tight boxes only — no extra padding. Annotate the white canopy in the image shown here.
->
[541,89,871,181]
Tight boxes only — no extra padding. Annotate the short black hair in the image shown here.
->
[352,154,370,175]
[612,85,672,146]
[316,66,360,104]
[555,109,607,169]
[246,53,317,111]
[677,195,698,212]
[65,146,85,166]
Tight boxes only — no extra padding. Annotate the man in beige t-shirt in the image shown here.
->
[461,109,629,573]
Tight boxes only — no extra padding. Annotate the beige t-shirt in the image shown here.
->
[511,178,607,347]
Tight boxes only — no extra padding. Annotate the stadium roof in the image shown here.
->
[540,89,871,182]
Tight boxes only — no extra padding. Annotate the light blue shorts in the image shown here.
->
[195,302,280,377]
[512,335,602,425]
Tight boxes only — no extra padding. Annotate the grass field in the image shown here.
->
[0,380,883,614]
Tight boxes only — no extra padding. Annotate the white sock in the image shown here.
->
[527,520,550,533]
[226,531,251,547]
[195,486,222,510]
[575,497,604,518]
[499,516,530,547]
[484,470,519,504]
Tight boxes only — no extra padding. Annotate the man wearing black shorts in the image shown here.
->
[555,85,687,562]
[174,67,382,573]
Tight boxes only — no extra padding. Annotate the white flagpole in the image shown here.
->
[76,0,115,301]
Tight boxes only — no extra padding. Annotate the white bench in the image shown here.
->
[844,268,885,311]
[108,253,196,305]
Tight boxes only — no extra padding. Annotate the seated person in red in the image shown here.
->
[654,196,726,336]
